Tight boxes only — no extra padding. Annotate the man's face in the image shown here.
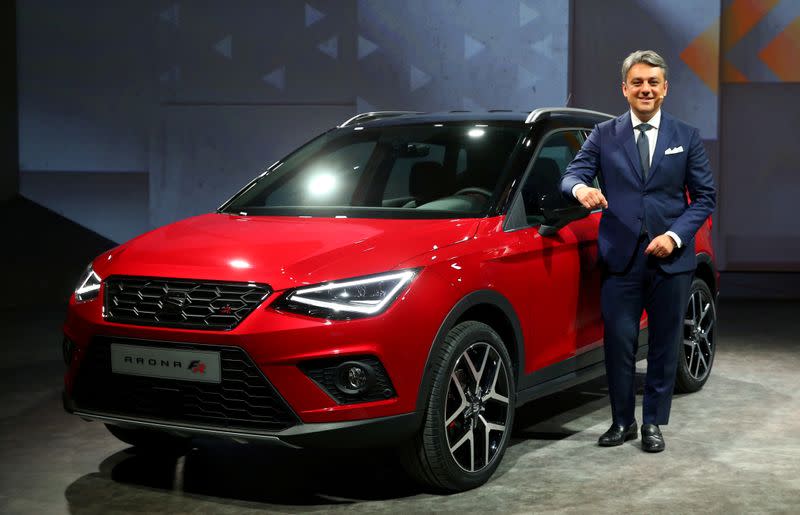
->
[622,63,668,121]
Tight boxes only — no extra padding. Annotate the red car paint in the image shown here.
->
[63,110,717,442]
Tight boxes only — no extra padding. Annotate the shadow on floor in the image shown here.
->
[62,374,631,507]
[509,372,650,444]
[65,443,422,507]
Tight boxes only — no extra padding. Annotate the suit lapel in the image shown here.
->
[647,112,676,184]
[615,112,645,184]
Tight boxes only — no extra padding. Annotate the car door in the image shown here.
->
[507,127,603,378]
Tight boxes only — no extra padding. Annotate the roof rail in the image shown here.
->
[525,107,614,124]
[338,111,423,127]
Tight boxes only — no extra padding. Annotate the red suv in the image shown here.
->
[63,108,718,491]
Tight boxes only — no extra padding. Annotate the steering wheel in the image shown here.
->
[452,187,492,199]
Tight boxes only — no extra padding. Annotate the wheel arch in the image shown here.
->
[415,290,524,412]
[695,252,717,295]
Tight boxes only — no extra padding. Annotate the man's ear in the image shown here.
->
[621,81,628,96]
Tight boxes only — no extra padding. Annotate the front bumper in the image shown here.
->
[63,268,457,425]
[63,390,421,449]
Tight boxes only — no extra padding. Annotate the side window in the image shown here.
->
[520,130,583,225]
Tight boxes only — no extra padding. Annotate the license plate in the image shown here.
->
[110,343,221,383]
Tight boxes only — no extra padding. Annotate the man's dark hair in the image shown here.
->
[621,50,668,82]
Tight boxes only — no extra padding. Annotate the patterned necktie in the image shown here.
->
[636,123,653,181]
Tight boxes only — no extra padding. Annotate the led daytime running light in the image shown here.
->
[289,270,416,315]
[75,265,102,301]
[76,270,101,295]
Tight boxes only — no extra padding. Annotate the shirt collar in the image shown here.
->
[630,109,661,130]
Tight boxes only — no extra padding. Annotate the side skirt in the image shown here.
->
[515,328,649,407]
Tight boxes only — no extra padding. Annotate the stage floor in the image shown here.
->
[1,299,798,514]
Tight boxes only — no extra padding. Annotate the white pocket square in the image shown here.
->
[665,146,684,155]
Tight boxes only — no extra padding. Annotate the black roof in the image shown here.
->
[353,111,528,128]
[343,108,614,128]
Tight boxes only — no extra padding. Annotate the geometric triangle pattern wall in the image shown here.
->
[355,0,568,111]
[681,0,800,93]
[155,0,568,111]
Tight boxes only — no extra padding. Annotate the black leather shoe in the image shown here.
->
[641,424,665,452]
[598,421,638,447]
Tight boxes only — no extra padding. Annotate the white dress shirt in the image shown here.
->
[571,109,682,248]
[631,109,660,167]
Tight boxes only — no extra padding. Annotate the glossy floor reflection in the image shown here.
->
[2,300,799,514]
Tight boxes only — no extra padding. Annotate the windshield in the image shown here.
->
[220,123,526,218]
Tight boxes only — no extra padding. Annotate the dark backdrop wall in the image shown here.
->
[4,1,18,202]
[17,0,569,242]
[717,0,800,272]
[15,0,800,273]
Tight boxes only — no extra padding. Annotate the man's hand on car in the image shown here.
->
[575,186,608,210]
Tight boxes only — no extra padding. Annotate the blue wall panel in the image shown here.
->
[17,0,569,242]
[356,0,569,111]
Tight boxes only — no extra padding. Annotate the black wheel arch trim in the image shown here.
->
[695,251,718,295]
[415,290,525,412]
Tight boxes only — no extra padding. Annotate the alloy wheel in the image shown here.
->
[444,342,511,473]
[683,287,715,381]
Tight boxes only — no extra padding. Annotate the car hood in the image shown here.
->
[96,213,480,291]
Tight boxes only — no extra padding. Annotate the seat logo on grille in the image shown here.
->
[162,293,187,312]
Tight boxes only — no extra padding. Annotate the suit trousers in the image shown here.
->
[601,235,693,426]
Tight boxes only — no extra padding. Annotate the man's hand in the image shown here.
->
[645,234,676,258]
[575,187,608,210]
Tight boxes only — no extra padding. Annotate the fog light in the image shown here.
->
[298,355,396,404]
[335,361,375,395]
[62,337,75,365]
[347,366,367,389]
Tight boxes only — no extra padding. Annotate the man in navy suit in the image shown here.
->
[561,50,716,452]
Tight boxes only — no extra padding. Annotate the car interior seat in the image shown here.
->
[403,161,455,208]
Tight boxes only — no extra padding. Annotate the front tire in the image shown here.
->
[675,278,717,393]
[401,321,516,492]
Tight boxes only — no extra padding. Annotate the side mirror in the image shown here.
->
[538,194,590,236]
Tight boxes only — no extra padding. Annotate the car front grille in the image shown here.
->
[104,276,271,331]
[72,337,298,432]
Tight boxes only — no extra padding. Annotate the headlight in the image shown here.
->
[275,269,418,319]
[74,263,102,302]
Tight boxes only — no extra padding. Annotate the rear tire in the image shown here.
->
[105,424,192,456]
[400,321,515,492]
[675,279,717,393]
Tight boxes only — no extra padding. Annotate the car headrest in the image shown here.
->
[532,157,561,184]
[409,161,454,202]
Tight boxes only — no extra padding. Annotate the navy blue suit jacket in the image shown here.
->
[561,111,716,274]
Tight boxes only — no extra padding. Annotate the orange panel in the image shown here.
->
[722,0,781,52]
[759,17,800,82]
[722,60,749,83]
[720,0,781,83]
[680,20,720,93]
